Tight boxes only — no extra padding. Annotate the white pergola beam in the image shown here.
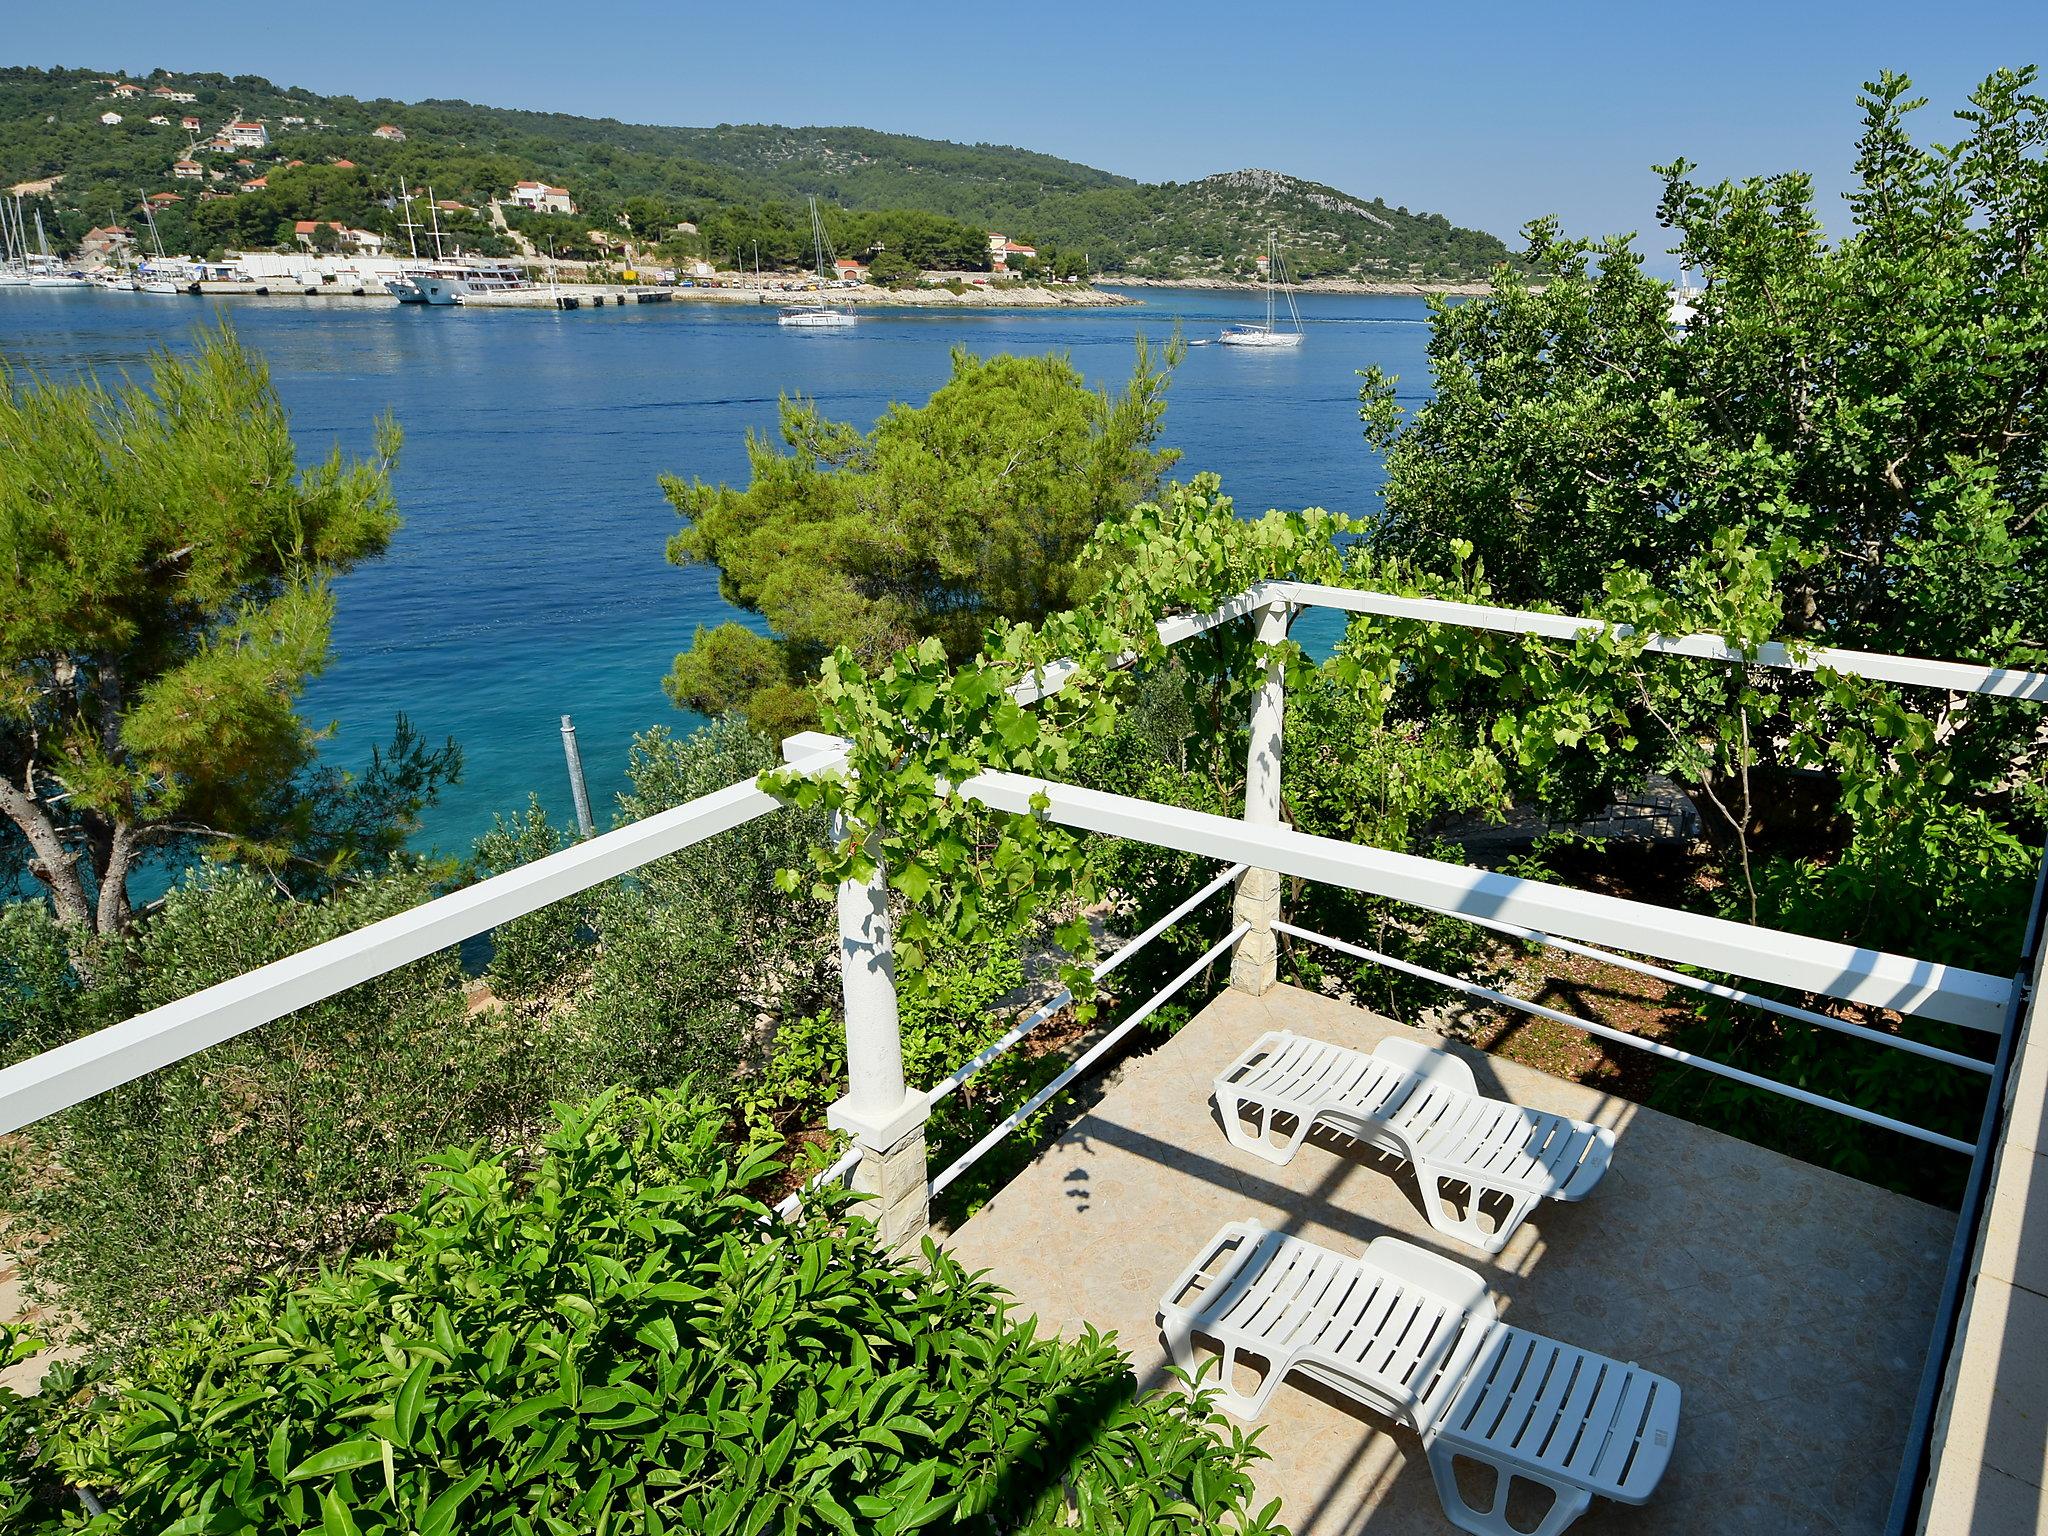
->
[960,769,2011,1032]
[1008,588,1267,705]
[1266,580,2048,702]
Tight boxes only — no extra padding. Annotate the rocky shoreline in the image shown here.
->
[1106,274,1495,297]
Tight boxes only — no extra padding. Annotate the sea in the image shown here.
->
[0,284,1438,858]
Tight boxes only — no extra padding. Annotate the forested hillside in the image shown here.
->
[0,64,1514,279]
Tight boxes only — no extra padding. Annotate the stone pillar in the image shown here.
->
[822,807,931,1249]
[1230,597,1290,995]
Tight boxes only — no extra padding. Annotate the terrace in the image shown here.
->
[2,580,2043,1535]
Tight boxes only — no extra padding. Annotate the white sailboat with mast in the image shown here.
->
[0,197,30,286]
[777,195,857,328]
[27,206,88,287]
[134,195,184,293]
[1218,231,1302,348]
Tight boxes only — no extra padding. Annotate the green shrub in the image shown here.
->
[472,797,588,1004]
[14,1090,1285,1536]
[1,865,545,1356]
[1656,798,2030,1196]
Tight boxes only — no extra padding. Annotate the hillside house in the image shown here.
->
[221,121,269,150]
[509,180,575,214]
[110,83,143,99]
[293,220,384,254]
[80,226,133,261]
[148,115,171,127]
[172,159,202,180]
[243,176,268,192]
[372,124,406,141]
[99,113,123,126]
[180,116,201,131]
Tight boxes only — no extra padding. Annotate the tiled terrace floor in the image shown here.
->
[945,983,1956,1535]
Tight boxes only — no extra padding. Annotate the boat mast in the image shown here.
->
[425,187,446,261]
[397,179,421,260]
[139,193,166,259]
[1266,231,1277,333]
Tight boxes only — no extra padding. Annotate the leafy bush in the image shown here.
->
[472,797,587,1004]
[1,865,546,1356]
[565,720,834,1098]
[1656,798,2030,1196]
[7,1090,1285,1536]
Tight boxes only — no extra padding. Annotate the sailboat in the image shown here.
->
[26,207,88,287]
[1218,231,1302,348]
[777,196,857,328]
[0,198,30,286]
[134,196,185,293]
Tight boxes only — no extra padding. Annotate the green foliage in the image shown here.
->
[1361,68,2047,674]
[471,797,585,1004]
[0,865,542,1357]
[1659,793,2033,1195]
[0,1327,66,1528]
[660,344,1181,731]
[770,474,1350,1018]
[565,721,834,1098]
[10,1090,1285,1535]
[0,324,407,939]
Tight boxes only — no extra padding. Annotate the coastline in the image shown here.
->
[131,278,1140,311]
[1107,274,1494,297]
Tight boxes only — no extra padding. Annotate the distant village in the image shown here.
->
[12,73,1090,304]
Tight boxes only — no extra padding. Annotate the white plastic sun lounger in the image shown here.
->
[1160,1220,1680,1536]
[1214,1031,1614,1253]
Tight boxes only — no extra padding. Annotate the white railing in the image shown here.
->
[1271,920,1978,1155]
[2,574,2039,1239]
[0,742,843,1134]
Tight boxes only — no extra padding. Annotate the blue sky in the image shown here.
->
[14,0,2044,271]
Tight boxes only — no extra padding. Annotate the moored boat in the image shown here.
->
[777,196,859,328]
[1218,231,1303,348]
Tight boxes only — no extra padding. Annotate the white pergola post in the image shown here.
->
[822,809,931,1249]
[1230,597,1290,994]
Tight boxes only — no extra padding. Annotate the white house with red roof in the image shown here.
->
[372,124,406,141]
[508,180,575,214]
[986,232,1038,272]
[221,121,269,149]
[171,159,202,180]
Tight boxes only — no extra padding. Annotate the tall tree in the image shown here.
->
[659,341,1181,736]
[1360,67,2047,670]
[0,325,416,941]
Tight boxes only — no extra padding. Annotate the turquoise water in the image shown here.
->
[0,285,1436,855]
